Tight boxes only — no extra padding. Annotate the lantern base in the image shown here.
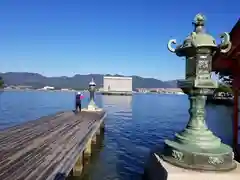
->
[161,139,237,171]
[87,100,98,111]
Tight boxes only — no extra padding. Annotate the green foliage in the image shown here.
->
[214,71,233,93]
[215,83,232,93]
[0,76,4,88]
[216,71,233,87]
[220,75,233,87]
[149,89,157,92]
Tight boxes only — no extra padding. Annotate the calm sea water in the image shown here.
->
[0,91,234,180]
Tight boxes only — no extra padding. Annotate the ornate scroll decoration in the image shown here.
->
[172,150,183,161]
[167,39,177,53]
[219,32,232,53]
[208,156,224,165]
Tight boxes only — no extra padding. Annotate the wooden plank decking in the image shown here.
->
[0,110,106,180]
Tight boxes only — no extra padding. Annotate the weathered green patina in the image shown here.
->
[87,78,98,110]
[163,13,236,171]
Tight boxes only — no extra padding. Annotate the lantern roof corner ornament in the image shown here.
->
[167,13,232,55]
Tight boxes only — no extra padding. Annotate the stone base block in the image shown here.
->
[82,108,103,112]
[162,139,236,171]
[143,152,240,180]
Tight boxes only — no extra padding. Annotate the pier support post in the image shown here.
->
[96,122,105,135]
[92,134,97,144]
[72,154,83,176]
[83,139,94,168]
[96,128,101,135]
[162,13,236,171]
[100,122,105,131]
[85,140,92,157]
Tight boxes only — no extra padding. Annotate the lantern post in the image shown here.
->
[87,78,98,111]
[163,13,236,171]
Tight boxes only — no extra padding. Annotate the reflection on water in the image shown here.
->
[102,95,132,121]
[102,95,132,111]
[0,91,235,179]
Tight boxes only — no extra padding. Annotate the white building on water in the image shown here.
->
[42,86,55,90]
[102,76,133,95]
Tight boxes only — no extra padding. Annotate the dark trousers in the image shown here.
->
[75,101,81,112]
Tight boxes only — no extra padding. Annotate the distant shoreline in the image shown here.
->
[0,88,101,93]
[1,88,185,95]
[1,88,78,93]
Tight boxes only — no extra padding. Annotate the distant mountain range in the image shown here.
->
[0,72,178,89]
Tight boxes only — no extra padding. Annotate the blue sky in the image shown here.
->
[0,0,239,80]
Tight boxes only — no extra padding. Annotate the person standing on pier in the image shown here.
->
[75,92,84,112]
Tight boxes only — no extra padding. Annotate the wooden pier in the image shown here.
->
[0,110,106,180]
